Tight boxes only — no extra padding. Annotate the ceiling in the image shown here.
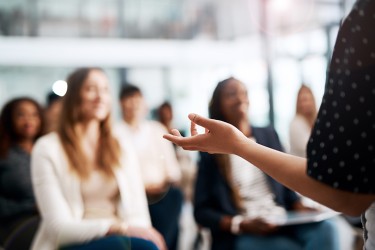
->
[0,0,355,39]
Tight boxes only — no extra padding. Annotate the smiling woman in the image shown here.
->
[0,97,45,249]
[30,68,166,250]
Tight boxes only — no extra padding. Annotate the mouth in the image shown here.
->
[234,102,248,111]
[22,125,37,134]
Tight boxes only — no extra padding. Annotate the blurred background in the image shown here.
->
[0,0,356,148]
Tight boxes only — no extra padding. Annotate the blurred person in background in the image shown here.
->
[193,77,340,250]
[289,85,317,158]
[289,84,361,250]
[44,91,63,133]
[164,2,375,248]
[31,68,165,250]
[116,85,183,250]
[156,101,197,202]
[0,97,45,249]
[157,101,174,134]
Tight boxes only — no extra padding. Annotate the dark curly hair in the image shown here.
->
[0,97,45,158]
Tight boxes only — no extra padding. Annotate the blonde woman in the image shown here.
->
[31,68,166,250]
[289,85,359,250]
[289,85,317,159]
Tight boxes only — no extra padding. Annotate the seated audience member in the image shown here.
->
[289,84,360,250]
[31,68,166,250]
[156,101,197,202]
[194,77,340,250]
[116,85,183,250]
[0,97,45,249]
[44,91,63,133]
[156,101,174,133]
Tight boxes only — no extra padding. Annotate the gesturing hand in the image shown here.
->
[163,113,248,155]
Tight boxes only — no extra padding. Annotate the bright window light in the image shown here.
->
[52,80,68,96]
[270,0,293,13]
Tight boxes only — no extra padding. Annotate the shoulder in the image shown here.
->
[31,132,62,155]
[113,122,132,139]
[290,115,304,124]
[290,115,307,126]
[289,116,310,132]
[113,120,128,130]
[113,121,131,136]
[33,132,60,153]
[252,125,278,137]
[252,126,283,149]
[146,120,168,133]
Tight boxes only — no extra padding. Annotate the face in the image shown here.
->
[220,79,249,122]
[297,87,315,116]
[159,105,173,123]
[13,101,41,140]
[79,70,111,122]
[120,92,146,122]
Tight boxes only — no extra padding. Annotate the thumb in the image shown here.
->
[188,113,215,130]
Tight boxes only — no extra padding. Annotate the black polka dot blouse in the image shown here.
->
[307,0,375,194]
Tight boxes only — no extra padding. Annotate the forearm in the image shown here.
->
[235,138,375,216]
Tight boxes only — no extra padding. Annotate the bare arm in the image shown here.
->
[163,114,375,216]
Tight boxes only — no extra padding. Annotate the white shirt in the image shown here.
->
[229,151,286,219]
[115,120,181,188]
[289,115,311,158]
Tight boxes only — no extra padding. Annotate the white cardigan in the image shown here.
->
[31,133,151,250]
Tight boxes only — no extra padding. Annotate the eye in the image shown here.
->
[85,85,96,92]
[101,85,110,93]
[16,112,26,118]
[31,110,39,119]
[224,90,237,99]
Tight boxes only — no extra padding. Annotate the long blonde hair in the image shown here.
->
[296,84,317,128]
[57,68,120,179]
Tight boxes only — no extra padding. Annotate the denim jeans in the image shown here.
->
[60,236,159,250]
[235,219,340,250]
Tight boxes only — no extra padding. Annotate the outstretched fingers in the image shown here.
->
[163,133,186,147]
[170,129,181,136]
[188,113,214,132]
[163,132,202,151]
[191,121,198,136]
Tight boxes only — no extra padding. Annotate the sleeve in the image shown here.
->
[306,0,375,194]
[193,152,230,231]
[280,186,301,210]
[0,159,36,218]
[31,137,112,247]
[117,139,152,227]
[0,196,35,219]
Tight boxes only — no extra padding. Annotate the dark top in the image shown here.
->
[194,126,300,250]
[0,146,36,220]
[307,0,375,194]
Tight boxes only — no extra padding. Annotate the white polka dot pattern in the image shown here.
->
[306,0,375,194]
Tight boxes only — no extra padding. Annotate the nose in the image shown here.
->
[95,88,107,102]
[236,91,248,103]
[18,113,39,124]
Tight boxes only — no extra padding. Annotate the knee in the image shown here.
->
[317,219,339,236]
[130,237,159,250]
